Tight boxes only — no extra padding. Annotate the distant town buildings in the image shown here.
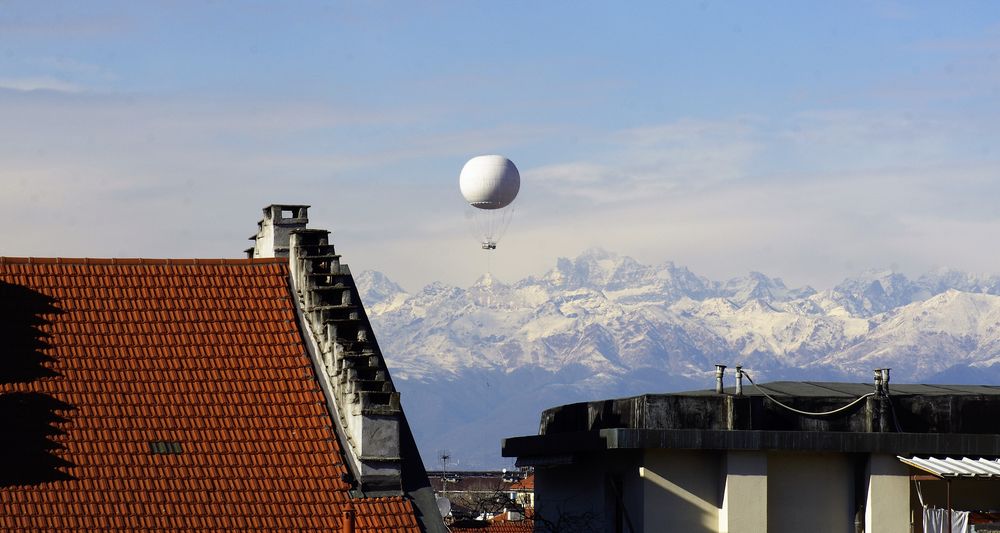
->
[428,469,533,527]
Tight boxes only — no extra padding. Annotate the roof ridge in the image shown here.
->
[0,257,287,265]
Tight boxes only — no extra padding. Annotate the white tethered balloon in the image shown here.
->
[459,155,521,250]
[458,155,521,250]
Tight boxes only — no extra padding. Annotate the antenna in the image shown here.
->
[439,449,451,494]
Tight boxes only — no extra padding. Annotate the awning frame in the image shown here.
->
[898,456,1000,479]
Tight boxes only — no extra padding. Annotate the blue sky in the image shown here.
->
[3,1,1000,290]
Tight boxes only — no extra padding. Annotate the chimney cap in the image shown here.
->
[263,203,311,209]
[263,204,311,219]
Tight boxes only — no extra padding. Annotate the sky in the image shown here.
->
[3,1,1000,291]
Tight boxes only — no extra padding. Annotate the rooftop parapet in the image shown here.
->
[535,382,1000,436]
[288,227,403,496]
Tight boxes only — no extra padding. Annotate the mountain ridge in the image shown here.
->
[357,249,1000,468]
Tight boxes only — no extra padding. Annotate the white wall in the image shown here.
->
[865,453,909,533]
[641,450,721,532]
[534,449,903,533]
[767,452,855,533]
[720,451,768,533]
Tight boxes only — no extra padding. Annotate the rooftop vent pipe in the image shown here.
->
[715,364,727,394]
[342,508,355,533]
[873,368,884,396]
[735,366,744,396]
[880,368,891,389]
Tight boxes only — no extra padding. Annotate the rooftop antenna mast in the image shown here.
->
[439,450,452,494]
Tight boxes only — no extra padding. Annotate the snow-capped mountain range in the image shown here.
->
[355,249,1000,468]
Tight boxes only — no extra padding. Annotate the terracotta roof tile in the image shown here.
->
[0,257,420,532]
[509,474,534,490]
[449,521,534,533]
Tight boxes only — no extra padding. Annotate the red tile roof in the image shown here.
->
[449,521,534,533]
[0,258,420,532]
[509,474,533,491]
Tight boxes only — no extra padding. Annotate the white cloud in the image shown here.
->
[0,77,84,93]
[2,77,1000,294]
[472,109,1000,291]
[527,118,761,205]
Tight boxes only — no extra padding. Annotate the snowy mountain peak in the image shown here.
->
[815,290,1000,381]
[542,248,633,289]
[918,268,1000,295]
[355,270,407,306]
[576,247,616,261]
[473,272,499,288]
[830,270,926,317]
[720,271,809,305]
[360,251,1000,468]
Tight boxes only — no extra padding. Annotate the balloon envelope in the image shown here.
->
[459,155,520,210]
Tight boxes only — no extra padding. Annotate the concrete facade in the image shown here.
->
[719,451,767,533]
[767,452,854,532]
[530,449,933,532]
[536,450,910,533]
[866,453,910,532]
[506,381,1000,532]
[531,451,644,532]
[641,450,719,531]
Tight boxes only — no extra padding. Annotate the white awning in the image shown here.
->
[898,456,1000,478]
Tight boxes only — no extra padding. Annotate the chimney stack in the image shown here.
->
[246,204,310,258]
[715,364,727,394]
[735,365,744,396]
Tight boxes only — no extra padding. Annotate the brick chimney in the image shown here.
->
[246,204,310,258]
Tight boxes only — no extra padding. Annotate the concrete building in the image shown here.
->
[0,204,446,532]
[502,369,1000,532]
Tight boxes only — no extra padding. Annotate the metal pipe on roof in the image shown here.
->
[735,366,744,396]
[342,508,355,533]
[715,365,726,394]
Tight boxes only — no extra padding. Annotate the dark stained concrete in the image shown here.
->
[503,382,1000,462]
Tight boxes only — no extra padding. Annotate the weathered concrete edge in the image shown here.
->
[289,273,447,532]
[502,429,1000,458]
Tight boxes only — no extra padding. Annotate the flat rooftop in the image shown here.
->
[689,381,1000,397]
[502,381,1000,463]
